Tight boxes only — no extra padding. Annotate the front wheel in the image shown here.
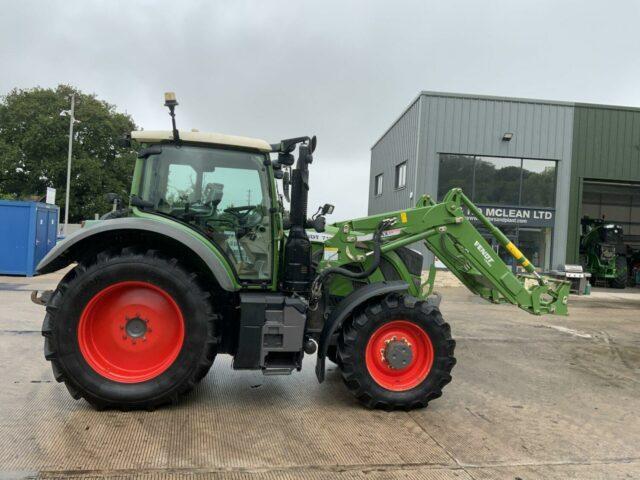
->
[42,248,217,410]
[609,256,628,289]
[338,294,456,410]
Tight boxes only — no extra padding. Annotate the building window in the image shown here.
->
[521,159,557,208]
[437,153,557,272]
[473,156,522,205]
[437,154,556,207]
[395,161,407,189]
[374,174,383,196]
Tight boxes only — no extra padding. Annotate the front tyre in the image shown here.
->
[338,294,456,410]
[42,248,217,410]
[610,255,628,289]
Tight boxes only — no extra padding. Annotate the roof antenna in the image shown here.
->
[164,92,180,142]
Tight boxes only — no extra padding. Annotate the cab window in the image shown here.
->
[139,145,272,281]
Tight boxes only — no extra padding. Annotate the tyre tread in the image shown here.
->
[338,294,456,411]
[41,247,218,410]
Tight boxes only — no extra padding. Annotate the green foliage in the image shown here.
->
[0,85,137,221]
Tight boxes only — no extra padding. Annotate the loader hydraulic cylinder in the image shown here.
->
[458,191,542,282]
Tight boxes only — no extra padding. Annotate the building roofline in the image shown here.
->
[371,90,640,150]
[370,93,423,150]
[418,90,575,107]
[573,101,640,113]
[422,90,640,112]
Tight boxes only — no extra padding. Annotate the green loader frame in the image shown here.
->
[320,189,569,316]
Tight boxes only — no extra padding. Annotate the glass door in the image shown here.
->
[517,227,552,271]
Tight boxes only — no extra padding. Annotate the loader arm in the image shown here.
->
[318,188,569,315]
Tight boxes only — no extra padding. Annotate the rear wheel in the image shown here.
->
[338,294,456,410]
[42,248,217,410]
[610,256,628,289]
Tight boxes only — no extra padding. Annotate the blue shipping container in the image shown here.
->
[0,200,59,276]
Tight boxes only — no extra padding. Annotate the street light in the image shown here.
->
[59,94,80,236]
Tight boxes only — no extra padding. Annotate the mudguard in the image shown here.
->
[36,217,238,292]
[315,280,408,382]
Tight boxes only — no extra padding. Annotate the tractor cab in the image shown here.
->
[130,131,276,282]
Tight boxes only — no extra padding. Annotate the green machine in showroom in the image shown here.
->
[580,217,628,288]
[33,93,570,410]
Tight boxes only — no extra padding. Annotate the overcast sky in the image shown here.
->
[2,0,639,220]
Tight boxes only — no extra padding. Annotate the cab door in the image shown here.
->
[139,145,276,284]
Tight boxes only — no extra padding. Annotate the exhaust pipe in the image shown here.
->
[283,143,313,293]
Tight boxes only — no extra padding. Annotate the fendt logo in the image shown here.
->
[474,240,495,267]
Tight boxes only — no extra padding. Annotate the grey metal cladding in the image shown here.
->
[36,217,238,291]
[369,96,422,215]
[370,92,575,268]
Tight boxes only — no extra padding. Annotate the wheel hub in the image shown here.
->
[383,338,413,369]
[365,320,435,391]
[125,316,148,339]
[77,281,185,383]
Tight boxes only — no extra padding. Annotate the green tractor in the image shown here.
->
[33,94,570,411]
[580,217,628,289]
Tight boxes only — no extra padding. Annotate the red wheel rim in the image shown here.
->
[365,320,434,391]
[78,281,185,383]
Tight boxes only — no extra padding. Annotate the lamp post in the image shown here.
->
[60,94,76,236]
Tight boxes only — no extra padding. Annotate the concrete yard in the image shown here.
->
[1,271,639,479]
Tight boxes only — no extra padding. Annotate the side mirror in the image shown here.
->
[282,171,291,202]
[321,203,334,215]
[278,152,295,166]
[310,135,317,153]
[274,170,284,179]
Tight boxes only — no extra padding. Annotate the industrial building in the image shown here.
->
[369,91,640,270]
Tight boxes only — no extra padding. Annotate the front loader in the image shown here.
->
[34,94,569,410]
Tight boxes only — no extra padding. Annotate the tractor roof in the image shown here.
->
[131,130,272,152]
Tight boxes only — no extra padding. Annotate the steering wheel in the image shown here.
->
[223,205,263,228]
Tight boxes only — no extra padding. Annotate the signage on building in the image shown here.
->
[466,205,555,227]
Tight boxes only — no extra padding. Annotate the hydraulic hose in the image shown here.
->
[310,219,391,300]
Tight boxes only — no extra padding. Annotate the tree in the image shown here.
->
[0,85,137,222]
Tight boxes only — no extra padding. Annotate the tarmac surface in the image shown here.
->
[0,271,639,479]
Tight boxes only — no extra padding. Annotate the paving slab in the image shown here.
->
[0,275,638,479]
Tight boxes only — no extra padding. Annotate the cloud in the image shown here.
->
[2,0,639,220]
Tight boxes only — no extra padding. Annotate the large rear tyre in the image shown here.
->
[609,256,628,289]
[338,294,456,410]
[326,345,341,366]
[42,248,217,410]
